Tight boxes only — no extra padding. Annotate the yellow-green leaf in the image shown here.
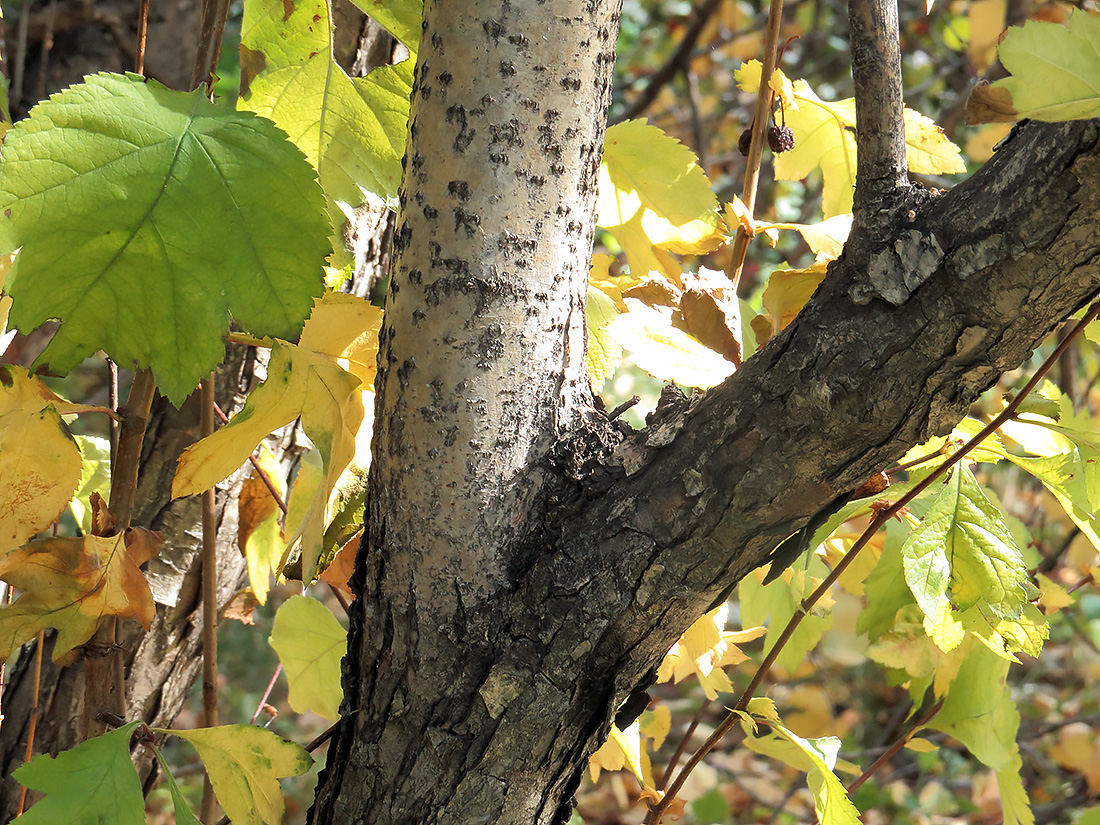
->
[166,725,313,825]
[269,595,346,720]
[237,446,286,605]
[586,285,622,390]
[967,10,1100,124]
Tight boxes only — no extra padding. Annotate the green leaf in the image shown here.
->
[0,73,330,405]
[166,724,313,825]
[858,521,917,641]
[344,0,423,52]
[742,715,860,825]
[269,594,346,719]
[739,568,830,673]
[901,464,1030,651]
[150,746,203,825]
[976,10,1100,123]
[239,0,412,218]
[931,640,1033,825]
[13,720,144,824]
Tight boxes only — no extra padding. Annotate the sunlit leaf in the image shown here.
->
[167,725,313,825]
[69,435,112,535]
[174,293,381,579]
[0,73,329,404]
[240,0,412,220]
[755,214,851,263]
[269,594,346,720]
[609,303,734,388]
[586,285,622,390]
[12,720,145,825]
[343,0,423,51]
[0,531,162,661]
[901,465,1031,652]
[966,10,1100,124]
[657,603,765,699]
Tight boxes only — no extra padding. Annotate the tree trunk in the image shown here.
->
[310,0,621,821]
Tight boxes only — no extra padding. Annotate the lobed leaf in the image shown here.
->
[13,720,145,824]
[167,724,313,825]
[0,73,330,404]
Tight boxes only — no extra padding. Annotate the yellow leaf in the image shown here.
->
[269,595,346,720]
[755,214,851,263]
[965,124,1013,163]
[598,119,722,254]
[1036,572,1073,614]
[1049,722,1095,774]
[905,737,939,753]
[609,304,735,389]
[657,604,763,699]
[640,705,672,750]
[166,725,312,825]
[174,294,379,580]
[586,285,622,389]
[237,445,286,605]
[754,263,829,346]
[588,254,644,311]
[902,108,967,175]
[0,530,161,661]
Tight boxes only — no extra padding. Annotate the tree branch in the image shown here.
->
[848,0,909,220]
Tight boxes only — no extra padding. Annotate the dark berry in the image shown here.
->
[738,128,753,157]
[768,125,795,153]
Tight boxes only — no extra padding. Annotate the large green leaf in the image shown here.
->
[901,465,1030,653]
[239,0,412,218]
[269,594,346,719]
[13,721,145,824]
[0,73,329,404]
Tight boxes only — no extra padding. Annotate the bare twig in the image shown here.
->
[190,0,233,92]
[214,402,289,515]
[136,0,150,76]
[250,664,283,725]
[655,698,709,790]
[847,697,944,792]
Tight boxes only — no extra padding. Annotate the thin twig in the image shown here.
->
[847,697,944,793]
[200,375,219,825]
[11,0,30,106]
[647,300,1100,823]
[616,0,724,123]
[107,358,119,467]
[726,0,785,296]
[15,630,44,817]
[135,0,150,75]
[250,664,282,725]
[656,698,710,790]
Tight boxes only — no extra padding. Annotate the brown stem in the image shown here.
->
[250,664,283,725]
[655,698,709,790]
[200,375,219,824]
[189,0,233,92]
[648,300,1100,823]
[82,368,157,741]
[136,0,150,75]
[727,0,785,296]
